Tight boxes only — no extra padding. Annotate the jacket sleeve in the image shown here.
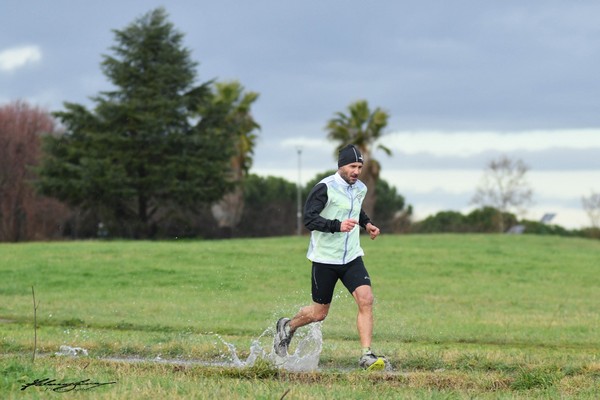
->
[359,209,372,229]
[303,183,341,233]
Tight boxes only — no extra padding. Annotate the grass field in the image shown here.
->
[1,234,599,399]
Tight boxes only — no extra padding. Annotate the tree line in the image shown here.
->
[0,98,410,241]
[0,8,411,241]
[1,8,598,241]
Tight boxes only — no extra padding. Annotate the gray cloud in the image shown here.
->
[2,0,599,228]
[2,1,600,131]
[379,148,600,171]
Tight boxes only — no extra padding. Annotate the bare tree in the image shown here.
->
[581,191,600,229]
[0,101,69,241]
[471,155,534,232]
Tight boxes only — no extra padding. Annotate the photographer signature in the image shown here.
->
[21,377,117,392]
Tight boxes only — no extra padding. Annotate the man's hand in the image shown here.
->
[365,223,380,240]
[340,219,358,232]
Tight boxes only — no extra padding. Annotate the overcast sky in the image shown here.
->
[2,1,599,229]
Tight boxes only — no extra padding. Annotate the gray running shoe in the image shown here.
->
[359,351,387,371]
[273,317,294,357]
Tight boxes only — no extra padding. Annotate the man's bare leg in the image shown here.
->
[274,302,329,356]
[353,285,386,370]
[289,302,330,333]
[352,285,374,349]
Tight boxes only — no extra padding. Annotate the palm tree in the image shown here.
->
[326,100,391,219]
[208,81,260,236]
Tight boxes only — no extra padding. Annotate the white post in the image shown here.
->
[296,147,302,235]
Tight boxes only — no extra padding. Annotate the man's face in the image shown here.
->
[338,162,363,185]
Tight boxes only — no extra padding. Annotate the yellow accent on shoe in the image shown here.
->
[366,357,386,371]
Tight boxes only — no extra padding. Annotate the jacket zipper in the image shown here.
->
[343,185,354,264]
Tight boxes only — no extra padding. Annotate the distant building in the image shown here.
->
[540,213,556,224]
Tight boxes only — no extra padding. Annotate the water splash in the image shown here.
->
[55,345,89,357]
[215,322,323,372]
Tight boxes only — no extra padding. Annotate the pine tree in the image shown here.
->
[37,8,235,238]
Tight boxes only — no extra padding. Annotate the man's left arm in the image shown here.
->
[359,210,380,240]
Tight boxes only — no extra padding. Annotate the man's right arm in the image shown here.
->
[303,183,341,233]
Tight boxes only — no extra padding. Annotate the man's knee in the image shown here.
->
[359,293,374,308]
[354,286,374,308]
[311,304,329,322]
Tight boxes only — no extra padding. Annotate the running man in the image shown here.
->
[274,144,387,371]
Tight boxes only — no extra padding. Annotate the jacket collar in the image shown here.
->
[334,172,351,188]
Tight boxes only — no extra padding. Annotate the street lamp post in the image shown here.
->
[296,147,302,235]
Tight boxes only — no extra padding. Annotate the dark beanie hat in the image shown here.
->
[338,144,364,167]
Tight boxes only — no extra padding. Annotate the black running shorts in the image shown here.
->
[311,256,371,304]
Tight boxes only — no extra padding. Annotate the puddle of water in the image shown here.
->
[58,320,394,373]
[214,322,394,373]
[93,322,324,372]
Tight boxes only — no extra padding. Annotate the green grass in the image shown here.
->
[1,234,599,399]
